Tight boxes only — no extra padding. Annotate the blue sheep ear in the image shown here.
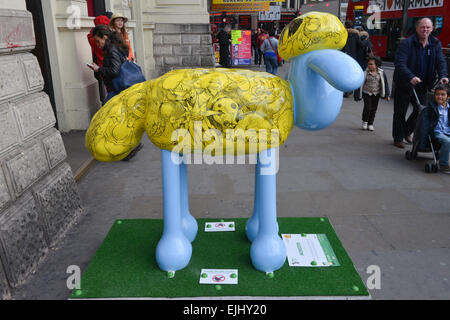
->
[307,49,364,93]
[288,50,364,131]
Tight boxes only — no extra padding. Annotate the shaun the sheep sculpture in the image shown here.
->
[86,12,364,275]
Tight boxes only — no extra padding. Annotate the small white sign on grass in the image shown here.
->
[204,221,235,232]
[199,269,238,285]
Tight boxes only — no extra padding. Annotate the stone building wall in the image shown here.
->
[0,9,83,299]
[153,23,215,77]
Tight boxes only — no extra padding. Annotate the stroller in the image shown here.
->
[404,88,441,173]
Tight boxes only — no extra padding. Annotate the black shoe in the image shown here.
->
[121,143,143,161]
[393,141,405,149]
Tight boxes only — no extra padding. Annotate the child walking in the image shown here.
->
[355,56,390,131]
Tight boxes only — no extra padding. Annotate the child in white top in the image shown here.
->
[355,56,390,131]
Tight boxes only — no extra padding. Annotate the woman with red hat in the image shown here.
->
[87,15,111,103]
[87,15,111,67]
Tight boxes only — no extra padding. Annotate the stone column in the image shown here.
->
[152,23,215,77]
[0,8,83,298]
[143,0,215,78]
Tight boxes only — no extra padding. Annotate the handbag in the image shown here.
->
[268,37,282,64]
[112,50,146,93]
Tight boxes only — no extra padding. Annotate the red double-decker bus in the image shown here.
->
[346,0,450,60]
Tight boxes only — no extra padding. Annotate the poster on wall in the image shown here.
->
[231,30,252,66]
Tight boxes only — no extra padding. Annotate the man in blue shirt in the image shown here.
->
[432,86,450,173]
[392,18,448,149]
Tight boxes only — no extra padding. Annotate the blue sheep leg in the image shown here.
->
[156,150,192,272]
[180,162,198,242]
[246,162,260,242]
[250,148,286,273]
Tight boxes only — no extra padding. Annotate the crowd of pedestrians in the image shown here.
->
[342,18,449,174]
[213,24,281,75]
[86,11,144,161]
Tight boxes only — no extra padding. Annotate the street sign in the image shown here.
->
[258,6,281,21]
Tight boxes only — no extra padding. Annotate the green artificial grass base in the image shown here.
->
[70,218,369,299]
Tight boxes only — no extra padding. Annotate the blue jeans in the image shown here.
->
[434,131,450,166]
[265,55,278,75]
[104,90,118,104]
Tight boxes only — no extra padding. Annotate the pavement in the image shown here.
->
[11,61,450,300]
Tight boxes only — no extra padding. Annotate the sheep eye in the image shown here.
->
[289,18,303,37]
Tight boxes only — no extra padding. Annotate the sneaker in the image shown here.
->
[440,164,450,174]
[405,134,413,144]
[362,122,368,130]
[368,125,374,131]
[393,141,405,149]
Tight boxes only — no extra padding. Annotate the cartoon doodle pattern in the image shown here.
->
[278,11,348,61]
[85,68,294,161]
[85,82,148,162]
[146,68,294,155]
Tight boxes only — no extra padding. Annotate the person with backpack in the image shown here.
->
[256,29,268,67]
[260,29,279,75]
[87,25,143,161]
[88,25,130,102]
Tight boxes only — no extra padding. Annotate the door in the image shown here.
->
[25,0,57,127]
[86,0,106,17]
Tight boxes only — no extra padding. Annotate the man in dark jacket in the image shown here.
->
[357,30,373,70]
[342,21,362,97]
[392,17,448,148]
[252,29,261,65]
[343,21,362,60]
[218,25,231,68]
